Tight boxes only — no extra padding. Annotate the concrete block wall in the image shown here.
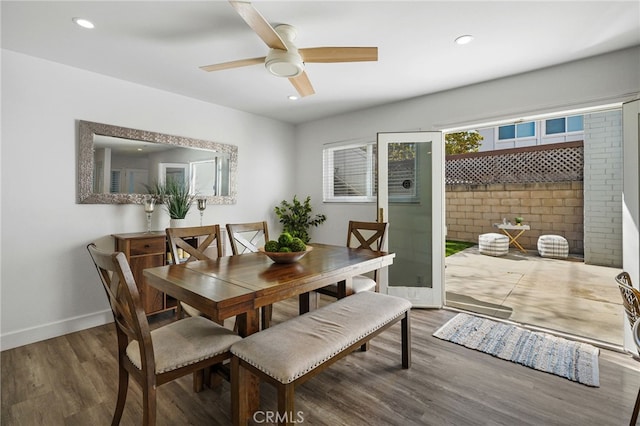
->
[446,181,584,254]
[583,110,623,267]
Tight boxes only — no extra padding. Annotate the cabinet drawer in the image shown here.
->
[130,238,165,255]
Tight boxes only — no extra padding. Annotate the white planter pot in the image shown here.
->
[169,218,187,228]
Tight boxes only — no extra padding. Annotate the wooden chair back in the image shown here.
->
[86,244,158,397]
[347,220,388,251]
[226,221,269,255]
[166,225,223,263]
[616,272,640,327]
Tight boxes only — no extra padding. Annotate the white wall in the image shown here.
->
[295,47,640,247]
[1,50,296,350]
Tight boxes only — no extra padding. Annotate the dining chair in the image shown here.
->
[226,221,269,255]
[616,272,640,425]
[616,272,640,328]
[631,318,640,426]
[226,221,273,329]
[316,220,389,299]
[87,243,242,426]
[166,225,223,319]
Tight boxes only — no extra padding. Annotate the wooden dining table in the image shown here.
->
[143,243,395,416]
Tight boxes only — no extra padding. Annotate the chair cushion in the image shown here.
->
[352,275,376,293]
[478,233,509,256]
[126,316,242,374]
[230,291,411,384]
[181,301,203,318]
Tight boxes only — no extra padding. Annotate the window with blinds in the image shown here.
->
[323,142,376,202]
[322,141,419,203]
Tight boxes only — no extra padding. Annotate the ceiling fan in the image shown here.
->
[200,1,378,97]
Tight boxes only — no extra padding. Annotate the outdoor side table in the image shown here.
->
[493,223,531,253]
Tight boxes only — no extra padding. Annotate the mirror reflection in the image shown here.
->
[78,120,237,204]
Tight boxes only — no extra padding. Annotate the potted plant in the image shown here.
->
[274,195,327,243]
[147,178,196,227]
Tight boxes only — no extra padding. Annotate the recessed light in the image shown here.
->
[454,35,474,45]
[288,95,299,101]
[72,17,95,29]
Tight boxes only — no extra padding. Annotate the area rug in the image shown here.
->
[433,313,600,387]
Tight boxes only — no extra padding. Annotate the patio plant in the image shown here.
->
[274,195,326,243]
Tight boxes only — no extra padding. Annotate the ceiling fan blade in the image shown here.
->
[299,47,378,63]
[289,71,315,97]
[229,1,287,51]
[200,57,265,72]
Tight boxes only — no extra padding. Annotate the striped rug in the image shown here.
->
[433,313,600,387]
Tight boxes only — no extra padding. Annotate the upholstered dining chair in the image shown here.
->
[316,220,389,299]
[87,243,241,426]
[226,221,273,329]
[166,225,223,319]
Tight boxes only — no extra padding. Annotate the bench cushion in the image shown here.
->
[230,291,411,384]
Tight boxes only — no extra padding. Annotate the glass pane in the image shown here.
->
[516,122,535,137]
[388,141,432,288]
[567,115,584,132]
[546,118,566,134]
[498,125,515,140]
[388,143,417,198]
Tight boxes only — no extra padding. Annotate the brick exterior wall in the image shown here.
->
[583,110,623,267]
[446,181,584,254]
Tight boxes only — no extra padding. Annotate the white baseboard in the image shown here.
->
[0,309,113,351]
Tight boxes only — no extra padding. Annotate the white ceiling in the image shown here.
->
[2,1,639,124]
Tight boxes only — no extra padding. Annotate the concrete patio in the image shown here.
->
[444,245,624,348]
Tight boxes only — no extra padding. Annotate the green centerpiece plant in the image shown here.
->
[274,195,327,244]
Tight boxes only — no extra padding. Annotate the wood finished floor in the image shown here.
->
[3,297,640,426]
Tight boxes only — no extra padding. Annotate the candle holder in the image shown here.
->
[197,198,207,226]
[144,195,156,233]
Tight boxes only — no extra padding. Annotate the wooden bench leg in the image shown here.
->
[193,369,205,392]
[277,383,296,426]
[402,311,411,369]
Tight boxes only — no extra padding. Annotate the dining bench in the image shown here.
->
[230,290,412,426]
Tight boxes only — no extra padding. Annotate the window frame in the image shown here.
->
[322,141,376,203]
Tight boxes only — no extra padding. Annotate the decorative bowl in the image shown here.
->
[258,246,313,264]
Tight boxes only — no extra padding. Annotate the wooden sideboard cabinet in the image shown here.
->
[112,231,177,316]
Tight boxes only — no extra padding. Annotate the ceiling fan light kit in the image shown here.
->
[200,1,379,97]
[265,50,304,78]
